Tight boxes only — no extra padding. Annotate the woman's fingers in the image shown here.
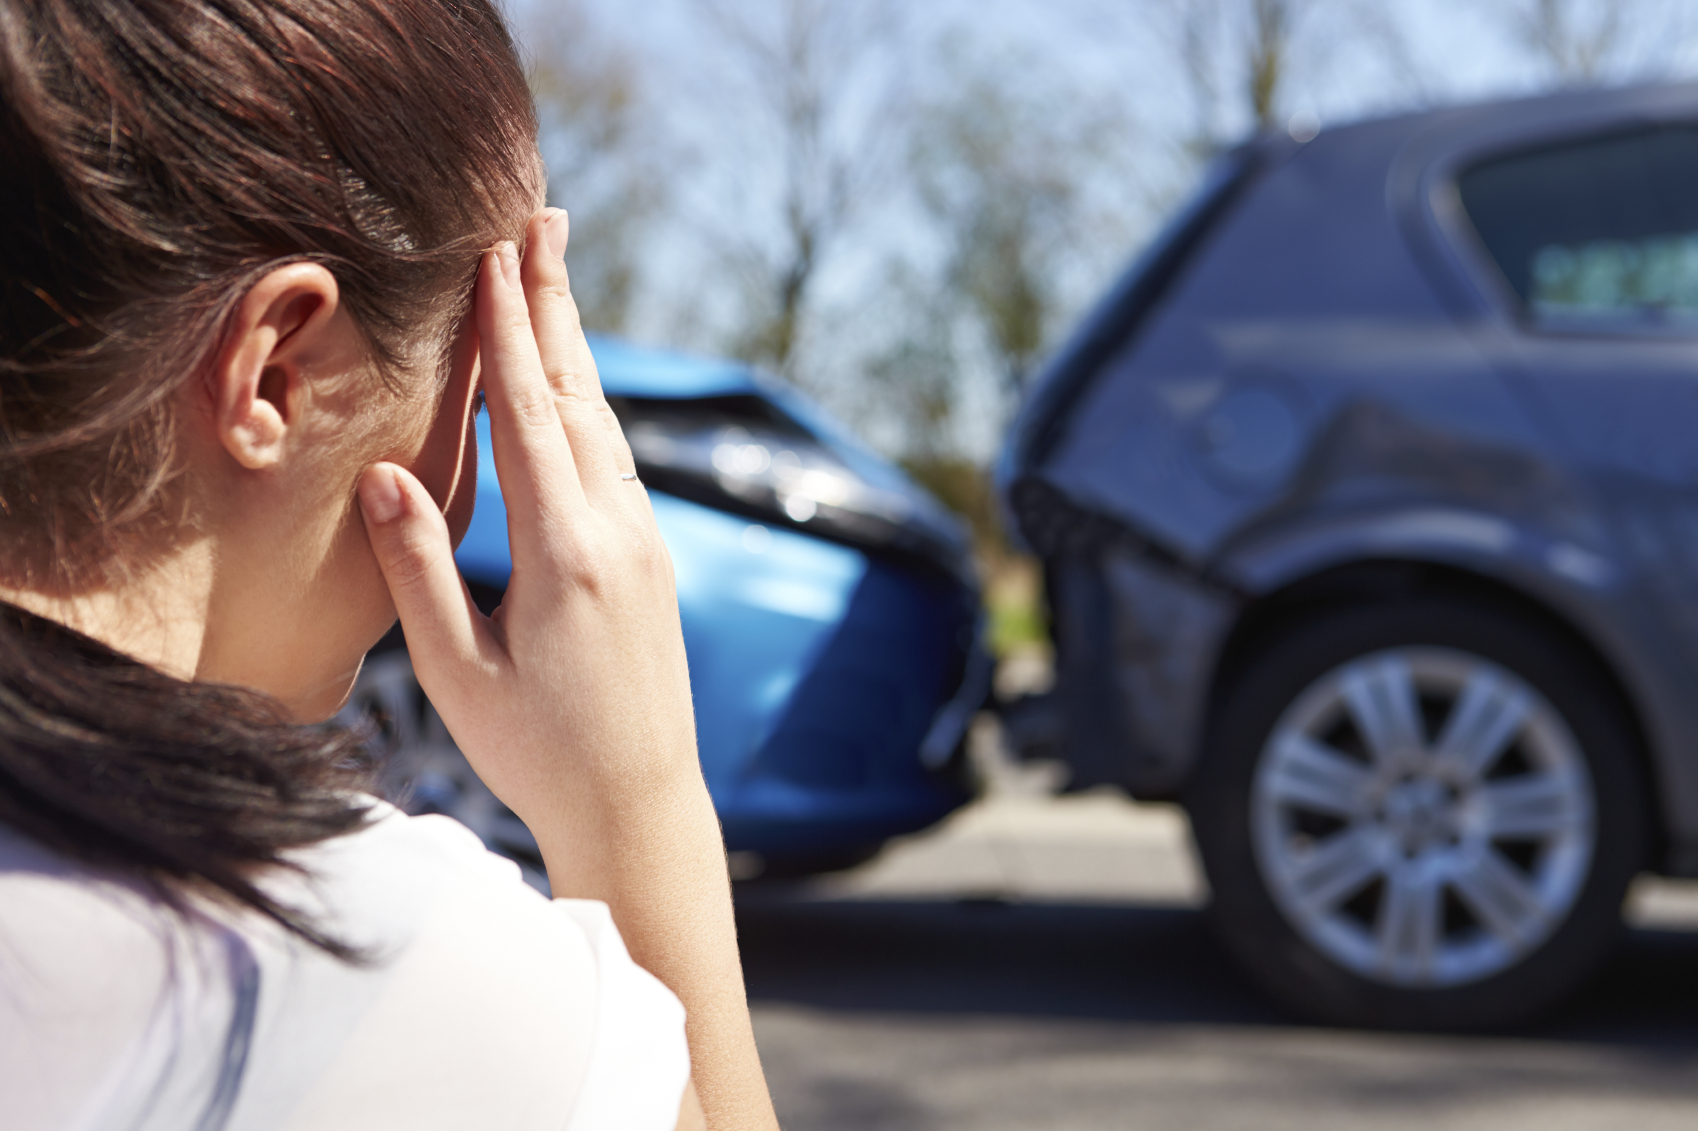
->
[475,242,587,565]
[357,462,490,694]
[523,210,600,400]
[519,209,639,499]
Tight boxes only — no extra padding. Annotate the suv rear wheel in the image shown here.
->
[1188,597,1650,1028]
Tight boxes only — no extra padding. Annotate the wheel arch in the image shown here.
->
[1200,558,1668,866]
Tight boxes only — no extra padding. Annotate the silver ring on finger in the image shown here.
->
[620,473,638,481]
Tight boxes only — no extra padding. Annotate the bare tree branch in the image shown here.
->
[1485,0,1698,86]
[1142,0,1433,152]
[1161,0,1312,149]
[1513,0,1621,81]
[1246,0,1293,129]
[525,1,667,334]
[693,0,904,379]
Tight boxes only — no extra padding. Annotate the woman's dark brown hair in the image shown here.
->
[0,0,538,951]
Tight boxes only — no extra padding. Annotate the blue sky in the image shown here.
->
[505,0,1698,457]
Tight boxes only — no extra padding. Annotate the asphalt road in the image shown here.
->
[735,757,1698,1130]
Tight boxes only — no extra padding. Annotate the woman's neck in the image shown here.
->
[0,545,214,681]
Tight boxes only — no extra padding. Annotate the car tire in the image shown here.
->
[1187,596,1651,1029]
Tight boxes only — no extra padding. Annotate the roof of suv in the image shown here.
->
[999,81,1698,575]
[1006,80,1698,503]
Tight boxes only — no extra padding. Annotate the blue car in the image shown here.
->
[349,337,986,887]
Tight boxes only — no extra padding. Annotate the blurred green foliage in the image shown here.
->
[901,455,1048,656]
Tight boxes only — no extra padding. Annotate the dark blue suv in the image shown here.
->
[1002,82,1698,1028]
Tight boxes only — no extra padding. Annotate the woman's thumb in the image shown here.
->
[357,463,482,678]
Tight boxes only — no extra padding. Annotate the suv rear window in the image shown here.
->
[1459,125,1698,328]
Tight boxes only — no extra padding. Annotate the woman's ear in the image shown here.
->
[211,263,342,470]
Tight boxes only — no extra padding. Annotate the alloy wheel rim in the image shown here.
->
[1250,647,1595,989]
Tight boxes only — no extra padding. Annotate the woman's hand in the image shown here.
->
[358,210,694,829]
[357,208,778,1131]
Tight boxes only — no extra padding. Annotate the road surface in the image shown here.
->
[736,750,1698,1130]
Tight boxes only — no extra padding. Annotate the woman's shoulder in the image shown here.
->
[280,796,534,909]
[294,794,514,880]
[251,801,690,1131]
[0,824,238,1131]
[0,824,183,1027]
[0,807,689,1131]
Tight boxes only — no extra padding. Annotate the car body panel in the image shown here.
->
[1004,83,1698,874]
[576,335,761,399]
[452,339,975,859]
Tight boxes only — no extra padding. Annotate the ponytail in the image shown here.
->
[0,0,537,955]
[0,603,375,956]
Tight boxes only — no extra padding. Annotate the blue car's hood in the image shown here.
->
[458,336,975,588]
[587,335,932,505]
[589,335,759,399]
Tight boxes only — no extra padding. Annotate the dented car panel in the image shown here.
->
[1004,83,1698,876]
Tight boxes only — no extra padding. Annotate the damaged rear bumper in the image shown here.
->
[1008,478,1239,797]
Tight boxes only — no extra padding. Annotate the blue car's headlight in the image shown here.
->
[609,394,973,583]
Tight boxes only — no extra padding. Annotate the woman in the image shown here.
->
[0,2,778,1129]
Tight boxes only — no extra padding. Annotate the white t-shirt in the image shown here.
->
[0,801,690,1131]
